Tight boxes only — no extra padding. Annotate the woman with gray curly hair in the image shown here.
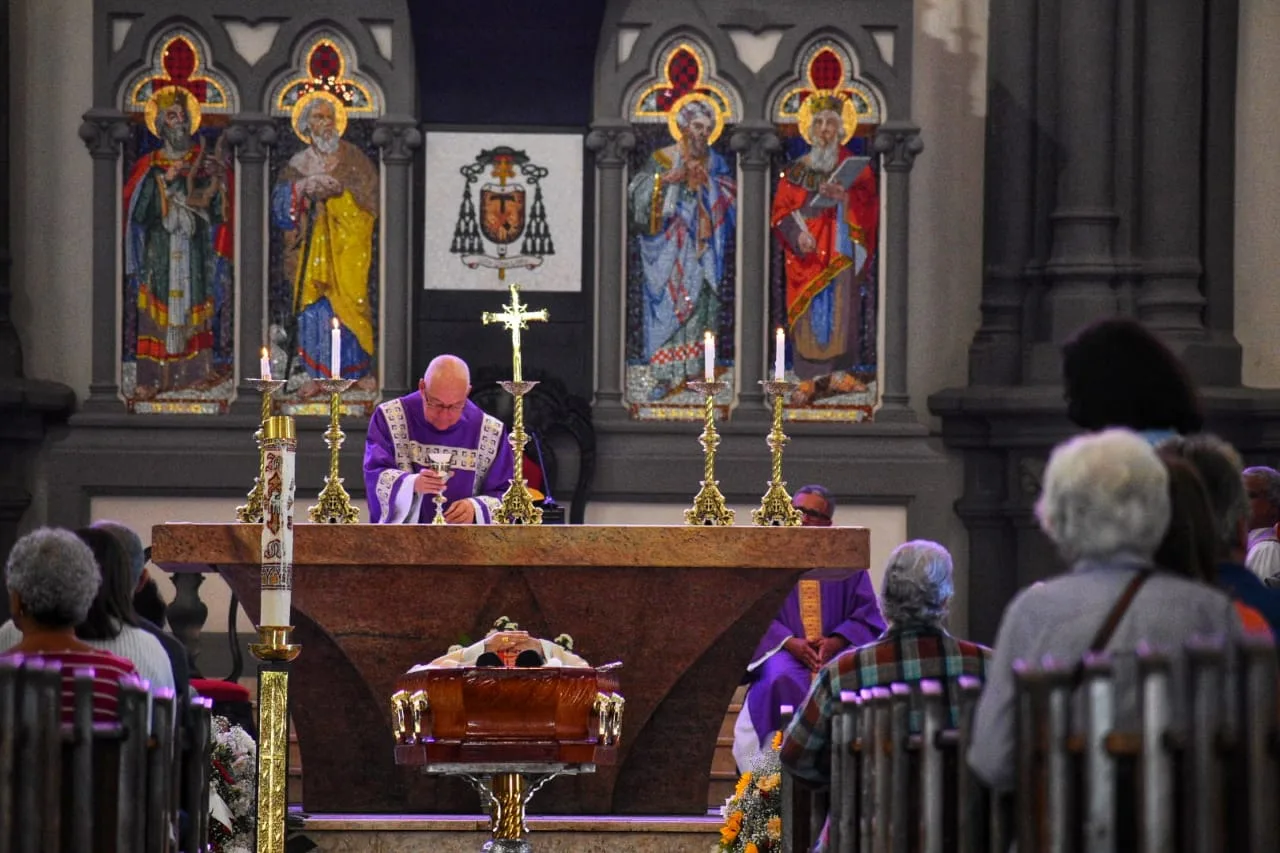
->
[3,527,138,723]
[780,541,990,853]
[968,428,1244,792]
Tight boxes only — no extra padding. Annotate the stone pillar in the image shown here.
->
[1042,0,1119,345]
[873,122,923,421]
[226,115,276,398]
[0,0,17,380]
[373,116,421,395]
[78,108,130,407]
[729,123,780,413]
[584,121,635,418]
[969,0,1036,385]
[1135,0,1205,335]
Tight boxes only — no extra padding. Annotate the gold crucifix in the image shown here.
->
[481,282,549,382]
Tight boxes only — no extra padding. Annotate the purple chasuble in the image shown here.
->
[746,569,885,744]
[363,392,515,524]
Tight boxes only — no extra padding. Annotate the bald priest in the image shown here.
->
[363,355,515,524]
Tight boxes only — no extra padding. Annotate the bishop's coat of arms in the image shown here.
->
[450,147,555,278]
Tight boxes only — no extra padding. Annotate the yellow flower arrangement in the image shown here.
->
[716,728,786,852]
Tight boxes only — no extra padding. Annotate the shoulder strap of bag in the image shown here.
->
[1071,568,1153,686]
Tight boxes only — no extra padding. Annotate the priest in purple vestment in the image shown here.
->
[363,355,515,524]
[732,485,886,770]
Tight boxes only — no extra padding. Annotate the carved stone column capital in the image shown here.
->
[586,123,636,167]
[78,108,130,160]
[729,124,781,169]
[373,115,423,165]
[874,123,925,172]
[226,114,278,164]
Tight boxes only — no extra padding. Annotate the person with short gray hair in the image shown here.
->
[968,429,1244,791]
[1242,465,1280,581]
[2,528,139,723]
[1158,436,1280,640]
[780,541,988,853]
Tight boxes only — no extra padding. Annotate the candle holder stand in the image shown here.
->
[752,380,803,527]
[494,380,543,525]
[235,378,286,523]
[684,380,735,526]
[308,378,360,523]
[250,624,300,853]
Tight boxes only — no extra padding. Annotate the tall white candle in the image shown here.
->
[704,332,715,382]
[330,319,342,378]
[260,347,272,381]
[774,327,785,381]
[260,420,297,627]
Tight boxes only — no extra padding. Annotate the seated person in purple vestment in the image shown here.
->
[363,355,515,524]
[731,485,886,771]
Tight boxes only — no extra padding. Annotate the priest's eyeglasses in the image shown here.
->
[425,396,467,413]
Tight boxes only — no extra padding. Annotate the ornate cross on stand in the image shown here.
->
[482,282,549,524]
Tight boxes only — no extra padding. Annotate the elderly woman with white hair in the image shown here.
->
[968,428,1244,791]
[2,527,139,723]
[780,541,989,853]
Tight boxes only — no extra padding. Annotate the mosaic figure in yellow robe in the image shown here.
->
[272,92,379,381]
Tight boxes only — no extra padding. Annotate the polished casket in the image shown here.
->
[150,523,869,815]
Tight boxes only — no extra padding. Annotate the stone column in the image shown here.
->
[0,0,16,380]
[969,0,1036,385]
[78,108,130,407]
[729,123,780,414]
[226,115,276,399]
[1135,0,1205,335]
[584,121,635,419]
[873,122,923,421]
[373,116,422,396]
[1042,0,1119,344]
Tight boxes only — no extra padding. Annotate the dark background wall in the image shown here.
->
[407,0,607,400]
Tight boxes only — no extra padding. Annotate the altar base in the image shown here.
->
[294,812,721,853]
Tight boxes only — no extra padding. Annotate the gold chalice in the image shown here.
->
[427,451,454,526]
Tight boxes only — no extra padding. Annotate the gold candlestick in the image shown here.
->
[752,380,803,526]
[250,625,300,853]
[235,378,286,523]
[494,380,542,525]
[308,378,360,524]
[684,380,735,526]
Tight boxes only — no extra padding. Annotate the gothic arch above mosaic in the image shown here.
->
[265,29,385,416]
[622,38,743,421]
[119,26,240,413]
[767,39,885,422]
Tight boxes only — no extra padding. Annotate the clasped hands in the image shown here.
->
[783,634,849,672]
[413,471,475,524]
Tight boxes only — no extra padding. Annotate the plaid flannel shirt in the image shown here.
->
[780,625,991,786]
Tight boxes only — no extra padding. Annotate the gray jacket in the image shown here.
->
[967,556,1244,791]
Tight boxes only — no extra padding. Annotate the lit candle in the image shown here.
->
[330,318,342,378]
[704,331,716,382]
[260,347,271,380]
[774,327,785,381]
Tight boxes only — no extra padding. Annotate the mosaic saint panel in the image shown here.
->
[119,30,238,413]
[266,33,383,416]
[624,41,742,420]
[769,42,884,422]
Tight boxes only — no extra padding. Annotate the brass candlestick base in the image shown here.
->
[308,378,360,524]
[494,380,542,525]
[248,624,302,662]
[753,380,803,527]
[684,380,734,526]
[251,625,300,853]
[236,378,286,523]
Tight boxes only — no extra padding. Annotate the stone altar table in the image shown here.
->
[150,524,869,815]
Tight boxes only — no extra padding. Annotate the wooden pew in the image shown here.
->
[0,658,193,853]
